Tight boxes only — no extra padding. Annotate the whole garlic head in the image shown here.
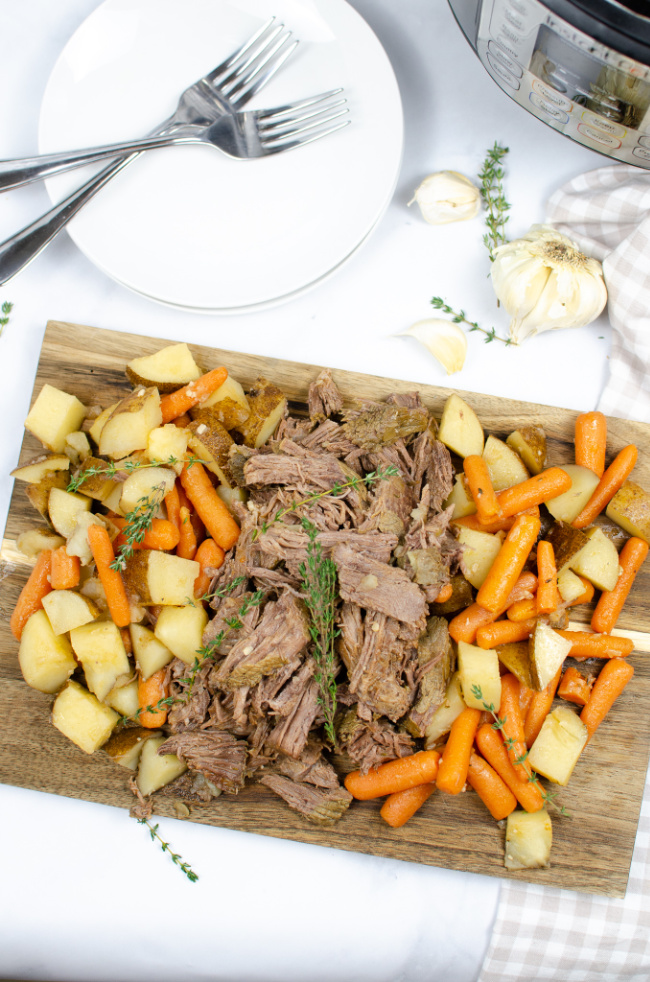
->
[491,224,607,344]
[410,171,481,225]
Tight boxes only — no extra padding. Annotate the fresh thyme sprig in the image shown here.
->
[0,300,14,338]
[67,454,207,493]
[298,517,339,746]
[478,142,510,262]
[110,485,166,571]
[136,817,198,882]
[431,297,512,346]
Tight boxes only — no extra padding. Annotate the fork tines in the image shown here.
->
[259,90,350,151]
[208,17,298,107]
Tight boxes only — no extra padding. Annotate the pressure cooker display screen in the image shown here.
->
[529,25,650,130]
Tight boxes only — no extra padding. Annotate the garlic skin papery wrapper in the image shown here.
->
[410,171,481,225]
[491,225,607,344]
[400,320,467,374]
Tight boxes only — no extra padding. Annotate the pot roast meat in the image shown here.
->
[346,609,418,722]
[259,526,398,577]
[404,616,455,738]
[332,543,428,629]
[265,663,323,759]
[158,731,248,793]
[307,368,344,421]
[259,772,353,826]
[275,739,340,789]
[358,473,414,536]
[342,404,429,451]
[337,710,414,774]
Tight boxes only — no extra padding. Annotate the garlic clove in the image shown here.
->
[399,319,467,374]
[410,171,481,225]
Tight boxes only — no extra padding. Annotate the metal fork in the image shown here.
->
[0,17,297,285]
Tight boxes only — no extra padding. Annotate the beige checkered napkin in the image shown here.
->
[479,165,650,982]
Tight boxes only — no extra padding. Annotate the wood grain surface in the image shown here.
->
[1,319,649,897]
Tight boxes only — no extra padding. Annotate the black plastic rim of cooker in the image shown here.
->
[544,0,650,63]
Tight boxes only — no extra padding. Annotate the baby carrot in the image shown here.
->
[498,674,530,783]
[164,481,181,531]
[177,504,198,560]
[495,468,572,518]
[572,445,638,529]
[379,783,436,828]
[50,545,80,590]
[110,514,180,552]
[449,572,538,643]
[575,411,607,477]
[453,506,540,535]
[193,537,225,598]
[345,750,441,800]
[476,512,541,614]
[507,596,537,622]
[524,667,562,747]
[137,667,170,728]
[10,549,53,641]
[536,540,559,615]
[476,618,536,649]
[434,582,454,604]
[557,666,592,707]
[591,537,648,635]
[568,576,595,607]
[178,482,205,545]
[86,523,131,628]
[179,460,240,551]
[463,455,502,524]
[580,657,635,739]
[475,723,545,812]
[466,752,517,820]
[159,366,228,424]
[554,630,634,659]
[436,707,482,795]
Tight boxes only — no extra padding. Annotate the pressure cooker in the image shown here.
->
[448,0,650,166]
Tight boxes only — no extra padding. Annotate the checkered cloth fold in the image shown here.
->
[478,164,650,982]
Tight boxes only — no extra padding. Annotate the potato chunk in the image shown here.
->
[528,621,572,691]
[119,465,176,513]
[457,641,501,710]
[569,527,621,592]
[122,550,200,606]
[187,419,234,488]
[506,426,546,475]
[438,393,484,458]
[137,735,187,796]
[47,488,92,539]
[146,424,189,475]
[18,609,77,693]
[154,604,208,664]
[125,343,201,391]
[104,727,161,770]
[98,387,162,459]
[527,706,588,785]
[69,620,131,701]
[505,810,552,870]
[445,475,476,519]
[52,680,119,754]
[24,384,86,453]
[423,672,466,747]
[11,452,71,484]
[103,678,140,717]
[238,377,287,448]
[457,526,503,589]
[482,435,529,491]
[545,465,600,524]
[130,623,174,679]
[42,589,98,635]
[16,527,66,557]
[606,481,650,544]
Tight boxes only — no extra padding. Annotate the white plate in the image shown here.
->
[38,0,403,313]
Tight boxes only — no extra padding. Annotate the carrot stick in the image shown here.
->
[572,445,638,529]
[178,483,205,545]
[177,504,198,560]
[466,752,517,820]
[575,411,607,477]
[164,482,181,531]
[507,596,538,622]
[110,514,180,552]
[558,666,592,707]
[476,617,536,649]
[436,707,482,795]
[433,581,453,604]
[10,549,53,641]
[120,626,133,655]
[495,468,572,518]
[379,783,436,828]
[536,540,559,615]
[194,537,226,598]
[524,667,562,747]
[497,673,530,782]
[137,667,170,728]
[475,723,545,812]
[554,630,634,659]
[453,506,539,535]
[344,750,441,800]
[449,572,538,643]
[591,537,648,634]
[476,513,541,614]
[86,523,131,628]
[580,657,635,739]
[179,461,240,551]
[463,455,502,524]
[519,683,535,717]
[50,546,80,590]
[159,366,228,424]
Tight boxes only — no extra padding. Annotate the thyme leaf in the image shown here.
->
[109,484,166,571]
[430,297,512,346]
[136,818,199,882]
[0,300,14,338]
[478,142,510,262]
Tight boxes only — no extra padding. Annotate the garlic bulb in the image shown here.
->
[491,224,607,344]
[399,319,467,374]
[410,171,481,225]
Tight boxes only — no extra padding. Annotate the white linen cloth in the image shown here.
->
[479,164,650,981]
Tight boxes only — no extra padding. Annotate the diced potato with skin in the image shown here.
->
[98,387,162,459]
[103,677,140,717]
[119,465,176,514]
[122,550,200,606]
[606,481,650,544]
[457,641,502,710]
[457,526,504,589]
[146,424,190,475]
[88,403,118,446]
[496,641,533,689]
[11,452,71,484]
[154,604,208,665]
[506,426,546,475]
[64,430,91,465]
[545,521,590,573]
[24,384,86,453]
[445,475,477,519]
[137,735,187,796]
[437,393,484,458]
[188,419,234,489]
[47,487,92,538]
[16,527,65,557]
[193,376,251,431]
[42,589,98,635]
[528,621,573,691]
[545,465,600,524]
[69,619,131,702]
[423,672,466,747]
[102,481,126,517]
[52,680,119,754]
[25,470,69,519]
[557,567,589,604]
[482,435,529,491]
[130,623,174,680]
[18,609,77,693]
[125,343,201,391]
[198,374,250,414]
[505,809,552,870]
[72,456,115,502]
[238,377,287,449]
[527,706,588,785]
[104,727,162,770]
[569,527,621,592]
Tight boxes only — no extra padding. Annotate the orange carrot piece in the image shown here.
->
[558,666,592,707]
[524,667,562,748]
[495,468,572,519]
[476,513,541,614]
[507,596,538,622]
[379,783,436,828]
[575,411,607,477]
[476,618,536,649]
[497,673,530,782]
[434,582,453,604]
[453,506,539,535]
[120,626,133,655]
[449,572,538,643]
[137,668,170,728]
[466,752,517,820]
[50,546,80,590]
[572,445,638,529]
[519,683,535,717]
[10,549,53,641]
[591,536,648,635]
[567,576,595,607]
[536,540,559,615]
[436,707,482,795]
[345,750,441,800]
[110,514,180,552]
[179,461,240,551]
[177,505,198,560]
[164,482,181,531]
[475,723,545,812]
[463,455,502,524]
[193,537,226,598]
[159,366,228,424]
[178,483,205,545]
[554,630,634,659]
[580,657,635,739]
[86,523,131,628]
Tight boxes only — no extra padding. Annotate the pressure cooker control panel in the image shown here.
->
[476,0,650,165]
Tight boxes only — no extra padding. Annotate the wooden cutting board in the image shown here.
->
[2,319,649,897]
